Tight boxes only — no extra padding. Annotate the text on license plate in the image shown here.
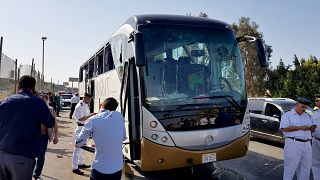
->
[202,153,217,163]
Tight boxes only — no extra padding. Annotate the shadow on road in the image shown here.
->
[46,147,73,157]
[219,150,284,180]
[250,137,284,148]
[124,162,245,180]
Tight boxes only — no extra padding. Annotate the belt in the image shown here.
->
[77,123,84,126]
[287,137,310,142]
[314,137,320,141]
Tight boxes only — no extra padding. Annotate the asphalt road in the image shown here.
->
[42,110,287,180]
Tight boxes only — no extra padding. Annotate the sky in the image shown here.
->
[0,0,319,84]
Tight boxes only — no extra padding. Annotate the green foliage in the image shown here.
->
[231,17,273,97]
[267,55,320,103]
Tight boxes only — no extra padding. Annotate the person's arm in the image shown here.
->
[52,110,59,144]
[75,121,94,148]
[281,126,311,132]
[280,113,311,132]
[78,113,96,121]
[75,106,96,122]
[40,100,55,128]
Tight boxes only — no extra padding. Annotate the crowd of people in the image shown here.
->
[0,75,125,180]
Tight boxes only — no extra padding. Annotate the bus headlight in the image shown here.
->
[151,134,158,140]
[150,121,158,128]
[242,127,246,133]
[161,136,168,143]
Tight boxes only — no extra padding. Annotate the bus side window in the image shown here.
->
[84,64,88,81]
[96,52,103,75]
[104,45,115,72]
[88,58,94,79]
[79,67,83,82]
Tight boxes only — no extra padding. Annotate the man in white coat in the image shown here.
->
[280,97,316,180]
[72,93,96,175]
[312,97,320,179]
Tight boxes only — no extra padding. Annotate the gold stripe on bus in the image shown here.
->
[140,132,250,171]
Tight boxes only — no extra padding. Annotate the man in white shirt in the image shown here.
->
[312,97,320,179]
[76,97,126,180]
[70,93,80,119]
[72,93,96,175]
[280,97,316,180]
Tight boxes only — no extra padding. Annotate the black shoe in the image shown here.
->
[33,175,42,180]
[78,164,91,169]
[73,169,84,175]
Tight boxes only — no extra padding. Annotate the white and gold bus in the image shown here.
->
[78,14,267,171]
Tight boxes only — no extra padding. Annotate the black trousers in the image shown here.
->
[90,169,122,180]
[69,103,77,118]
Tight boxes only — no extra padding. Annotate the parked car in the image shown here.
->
[61,93,73,108]
[248,98,313,143]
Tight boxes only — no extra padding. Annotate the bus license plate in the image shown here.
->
[202,153,216,163]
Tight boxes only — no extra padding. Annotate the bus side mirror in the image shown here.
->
[236,36,268,67]
[255,39,268,67]
[134,32,146,67]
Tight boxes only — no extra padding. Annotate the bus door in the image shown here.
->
[89,80,94,113]
[120,60,141,161]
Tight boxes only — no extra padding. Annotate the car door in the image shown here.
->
[248,100,266,134]
[263,103,283,137]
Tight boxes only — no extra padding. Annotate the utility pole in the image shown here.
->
[31,58,34,76]
[51,78,53,92]
[41,37,47,91]
[14,59,17,93]
[0,37,3,78]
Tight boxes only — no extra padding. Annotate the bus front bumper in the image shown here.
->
[140,132,250,171]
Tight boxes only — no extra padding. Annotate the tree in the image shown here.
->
[231,17,273,97]
[293,54,300,67]
[278,55,320,103]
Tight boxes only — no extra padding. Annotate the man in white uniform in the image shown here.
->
[76,97,126,180]
[72,93,96,175]
[280,97,316,180]
[312,97,320,179]
[70,93,80,119]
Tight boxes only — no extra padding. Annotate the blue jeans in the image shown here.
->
[90,169,122,180]
[34,134,48,177]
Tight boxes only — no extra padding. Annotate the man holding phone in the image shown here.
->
[280,97,316,180]
[312,97,320,179]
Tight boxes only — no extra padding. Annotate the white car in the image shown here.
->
[61,94,73,107]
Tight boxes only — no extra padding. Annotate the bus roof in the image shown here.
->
[125,14,229,29]
[80,14,230,68]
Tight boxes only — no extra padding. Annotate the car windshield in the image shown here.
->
[62,94,72,99]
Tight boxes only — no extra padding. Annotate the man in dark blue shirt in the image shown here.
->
[0,75,55,180]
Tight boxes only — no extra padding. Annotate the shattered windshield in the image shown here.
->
[140,24,246,107]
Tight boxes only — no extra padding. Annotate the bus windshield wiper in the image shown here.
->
[163,103,219,118]
[192,95,242,111]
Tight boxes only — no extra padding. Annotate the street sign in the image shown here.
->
[69,77,78,82]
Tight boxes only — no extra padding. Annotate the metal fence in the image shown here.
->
[0,52,78,100]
